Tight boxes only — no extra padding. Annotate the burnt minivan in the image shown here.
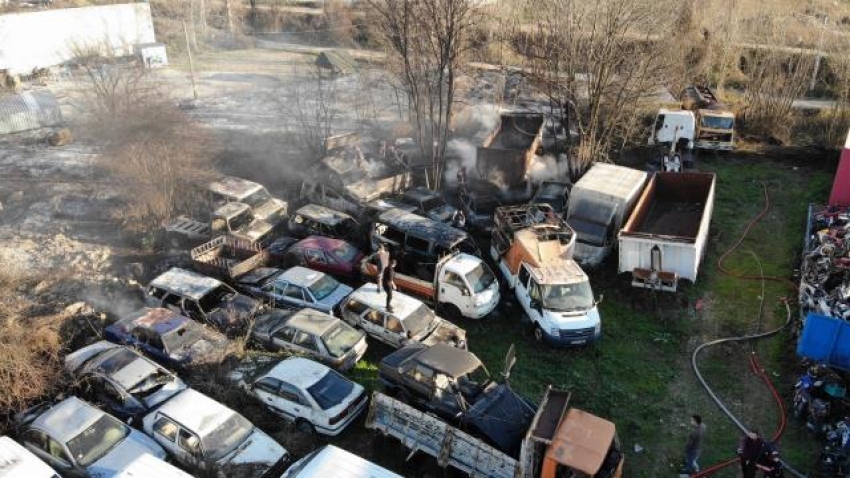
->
[370,208,479,278]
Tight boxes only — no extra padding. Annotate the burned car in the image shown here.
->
[208,176,288,226]
[104,308,228,370]
[273,235,364,280]
[287,204,362,245]
[250,308,367,372]
[398,187,457,224]
[145,268,261,336]
[460,191,501,233]
[65,341,188,425]
[237,266,353,315]
[530,180,571,213]
[377,344,536,455]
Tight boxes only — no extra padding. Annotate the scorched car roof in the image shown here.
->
[148,268,224,301]
[209,176,263,200]
[121,307,190,335]
[404,344,482,378]
[295,204,354,225]
[377,208,468,246]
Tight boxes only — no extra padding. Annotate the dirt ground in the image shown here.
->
[0,46,834,477]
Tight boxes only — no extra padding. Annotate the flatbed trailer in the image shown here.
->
[190,236,268,280]
[618,172,715,292]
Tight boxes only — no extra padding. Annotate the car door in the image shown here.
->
[260,282,285,306]
[21,429,82,477]
[283,283,310,309]
[439,270,471,314]
[384,314,407,348]
[362,309,390,345]
[291,330,322,361]
[269,326,298,353]
[151,414,187,464]
[341,299,368,328]
[515,265,539,323]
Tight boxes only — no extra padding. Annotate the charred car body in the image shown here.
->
[145,268,261,336]
[377,344,535,455]
[208,176,288,227]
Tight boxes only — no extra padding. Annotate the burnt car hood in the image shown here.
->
[464,384,537,456]
[209,295,261,330]
[174,335,228,365]
[420,320,466,348]
[252,199,288,226]
[239,221,275,242]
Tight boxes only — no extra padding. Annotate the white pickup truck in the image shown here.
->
[491,205,601,346]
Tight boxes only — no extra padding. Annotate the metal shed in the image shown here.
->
[0,90,62,135]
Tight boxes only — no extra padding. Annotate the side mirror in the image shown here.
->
[596,294,604,306]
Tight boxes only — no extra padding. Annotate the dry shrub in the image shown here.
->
[98,103,216,236]
[0,316,64,425]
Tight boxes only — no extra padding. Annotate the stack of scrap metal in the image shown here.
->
[800,204,850,321]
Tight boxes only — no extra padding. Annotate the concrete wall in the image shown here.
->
[0,3,155,75]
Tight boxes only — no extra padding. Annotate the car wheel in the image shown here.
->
[295,418,316,435]
[440,303,463,321]
[533,324,544,343]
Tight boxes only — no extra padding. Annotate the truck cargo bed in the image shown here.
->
[638,201,704,238]
[191,236,268,280]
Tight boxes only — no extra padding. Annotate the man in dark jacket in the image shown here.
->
[382,259,397,312]
[738,430,765,478]
[682,414,706,474]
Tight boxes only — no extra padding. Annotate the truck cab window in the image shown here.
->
[443,272,465,289]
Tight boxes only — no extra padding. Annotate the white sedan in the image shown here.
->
[240,357,367,436]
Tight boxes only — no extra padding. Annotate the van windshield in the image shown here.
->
[466,264,496,294]
[542,281,594,312]
[570,217,608,247]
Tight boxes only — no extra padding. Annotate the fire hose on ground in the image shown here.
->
[689,182,806,478]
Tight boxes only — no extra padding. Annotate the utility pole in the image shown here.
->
[182,20,199,100]
[810,15,828,93]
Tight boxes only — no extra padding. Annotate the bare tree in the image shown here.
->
[277,65,341,159]
[364,0,479,190]
[520,0,676,175]
[739,15,815,143]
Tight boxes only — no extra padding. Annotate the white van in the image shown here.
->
[281,445,401,478]
[0,436,59,478]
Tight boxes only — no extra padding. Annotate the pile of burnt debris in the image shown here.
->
[800,205,850,321]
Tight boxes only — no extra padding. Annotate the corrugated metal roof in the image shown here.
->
[0,90,62,135]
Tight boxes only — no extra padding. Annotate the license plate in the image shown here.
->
[571,339,586,345]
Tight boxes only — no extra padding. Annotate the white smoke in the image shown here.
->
[528,154,568,184]
[445,103,502,187]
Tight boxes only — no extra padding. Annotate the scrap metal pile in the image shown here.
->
[800,205,850,321]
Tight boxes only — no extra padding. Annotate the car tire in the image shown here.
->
[295,418,316,435]
[440,303,463,321]
[533,324,544,343]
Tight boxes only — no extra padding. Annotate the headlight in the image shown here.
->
[474,293,488,307]
[550,327,559,337]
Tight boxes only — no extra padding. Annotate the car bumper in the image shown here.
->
[541,329,601,347]
[466,294,500,319]
[315,394,368,436]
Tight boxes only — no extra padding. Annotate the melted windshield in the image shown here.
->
[331,243,360,262]
[404,304,437,337]
[700,115,734,130]
[308,274,341,301]
[202,413,254,461]
[198,285,234,314]
[307,371,354,410]
[162,323,203,353]
[422,197,447,212]
[466,264,496,293]
[542,281,594,311]
[227,210,254,233]
[67,415,129,467]
[243,188,272,208]
[321,322,362,357]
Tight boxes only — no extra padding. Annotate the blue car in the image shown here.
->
[104,308,228,370]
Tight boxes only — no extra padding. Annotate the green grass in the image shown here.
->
[458,151,834,477]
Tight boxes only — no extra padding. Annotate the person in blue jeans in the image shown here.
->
[682,414,706,475]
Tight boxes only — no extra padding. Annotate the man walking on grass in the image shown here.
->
[681,414,706,475]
